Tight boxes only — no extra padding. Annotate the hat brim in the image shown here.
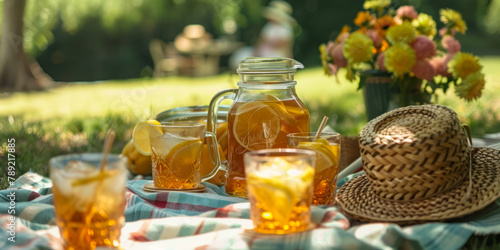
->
[262,8,296,25]
[336,147,500,225]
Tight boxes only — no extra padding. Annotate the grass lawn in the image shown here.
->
[0,57,500,249]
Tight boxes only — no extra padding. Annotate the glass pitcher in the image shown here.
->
[208,57,310,197]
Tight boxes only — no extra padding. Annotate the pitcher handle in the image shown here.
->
[201,131,226,182]
[207,89,238,134]
[204,88,238,180]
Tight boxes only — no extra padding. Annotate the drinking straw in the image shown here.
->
[78,129,115,243]
[100,130,115,172]
[314,116,329,141]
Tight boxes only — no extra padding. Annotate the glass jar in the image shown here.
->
[208,57,310,197]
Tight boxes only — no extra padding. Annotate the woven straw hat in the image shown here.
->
[336,104,500,224]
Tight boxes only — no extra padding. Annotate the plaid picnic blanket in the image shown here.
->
[1,172,500,249]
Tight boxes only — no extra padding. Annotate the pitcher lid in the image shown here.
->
[237,57,304,74]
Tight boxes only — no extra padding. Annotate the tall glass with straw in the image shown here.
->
[287,117,341,205]
[50,131,127,249]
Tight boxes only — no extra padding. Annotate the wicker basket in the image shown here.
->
[339,136,360,172]
[359,105,470,201]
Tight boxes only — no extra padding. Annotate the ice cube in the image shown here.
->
[256,165,286,178]
[51,171,73,197]
[151,133,178,155]
[151,133,199,155]
[72,182,99,211]
[102,170,127,194]
[64,160,96,173]
[287,168,303,177]
[53,161,95,196]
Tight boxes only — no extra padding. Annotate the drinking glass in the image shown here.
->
[149,121,219,189]
[50,153,127,250]
[244,148,315,234]
[287,132,341,205]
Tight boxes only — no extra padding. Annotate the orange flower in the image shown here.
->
[354,11,374,27]
[335,25,351,43]
[373,15,397,37]
[379,39,390,52]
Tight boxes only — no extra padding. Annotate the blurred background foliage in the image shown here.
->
[2,0,500,81]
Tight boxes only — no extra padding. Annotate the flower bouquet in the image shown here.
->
[319,0,486,112]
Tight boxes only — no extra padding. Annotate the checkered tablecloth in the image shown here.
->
[1,171,500,249]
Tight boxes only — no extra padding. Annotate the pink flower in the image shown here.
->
[397,6,418,20]
[332,42,348,67]
[376,53,386,71]
[412,59,436,81]
[439,27,456,37]
[441,35,461,54]
[430,55,453,77]
[326,41,336,54]
[411,35,436,59]
[337,32,350,43]
[367,29,383,48]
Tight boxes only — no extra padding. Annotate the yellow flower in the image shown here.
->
[455,72,485,101]
[440,9,467,33]
[354,11,374,27]
[386,22,417,44]
[363,0,391,11]
[384,42,416,77]
[342,32,374,64]
[412,13,437,38]
[448,52,482,79]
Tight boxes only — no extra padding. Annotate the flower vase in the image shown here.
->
[361,70,431,121]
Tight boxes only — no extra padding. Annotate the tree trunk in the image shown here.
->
[0,0,52,92]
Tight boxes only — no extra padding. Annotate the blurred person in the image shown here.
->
[254,0,296,58]
[229,1,297,69]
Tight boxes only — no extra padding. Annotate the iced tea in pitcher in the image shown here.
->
[208,58,310,197]
[226,96,309,196]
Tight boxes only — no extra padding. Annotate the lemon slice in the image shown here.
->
[232,102,281,151]
[261,95,298,126]
[132,120,162,156]
[297,138,337,173]
[71,171,112,186]
[247,177,294,224]
[247,163,314,224]
[163,139,203,179]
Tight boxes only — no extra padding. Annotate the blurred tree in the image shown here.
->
[0,0,52,91]
[1,0,496,85]
[0,0,259,89]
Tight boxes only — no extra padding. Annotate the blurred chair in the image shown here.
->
[173,24,216,77]
[149,39,182,77]
[173,24,243,77]
[150,25,243,77]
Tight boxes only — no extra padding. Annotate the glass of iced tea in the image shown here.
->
[149,121,219,189]
[50,153,127,250]
[244,148,315,234]
[287,132,341,205]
